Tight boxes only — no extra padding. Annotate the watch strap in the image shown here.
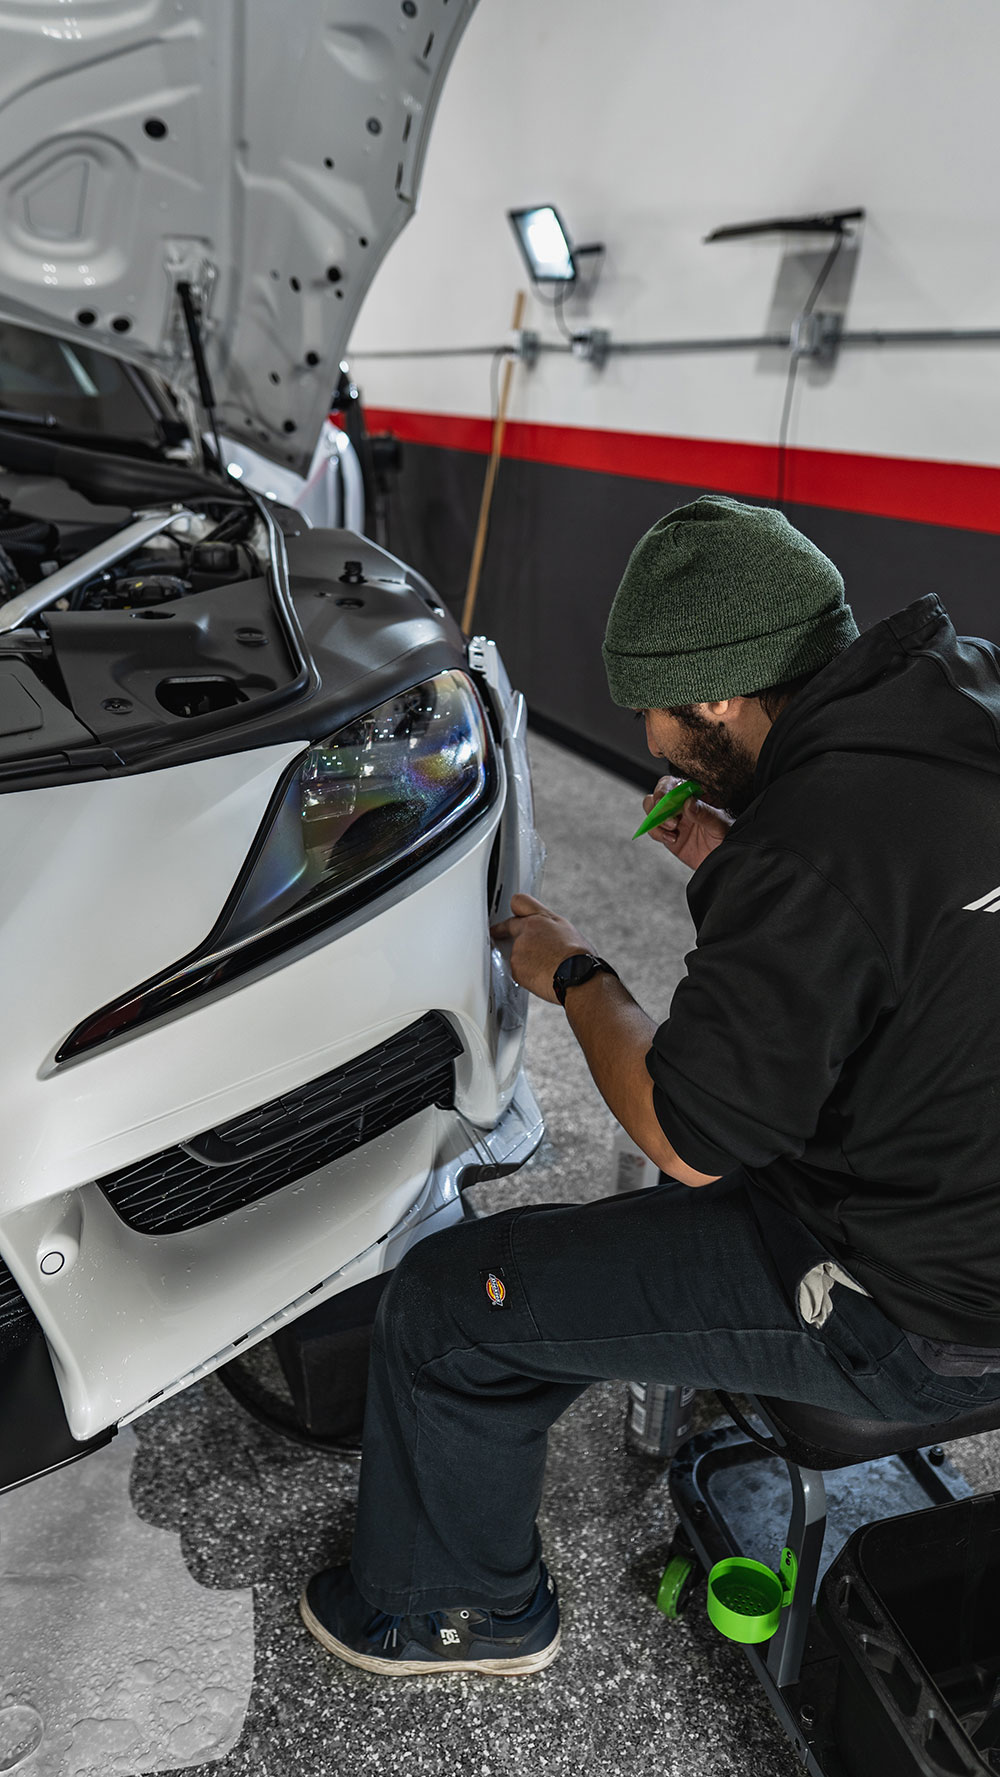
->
[553,952,619,1006]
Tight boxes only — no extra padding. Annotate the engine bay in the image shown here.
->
[0,473,263,611]
[0,464,316,775]
[0,463,463,790]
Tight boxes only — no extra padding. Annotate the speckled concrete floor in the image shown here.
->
[12,730,1000,1777]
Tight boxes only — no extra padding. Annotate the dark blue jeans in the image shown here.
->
[350,1172,1000,1614]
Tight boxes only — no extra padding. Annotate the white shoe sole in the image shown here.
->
[298,1588,562,1678]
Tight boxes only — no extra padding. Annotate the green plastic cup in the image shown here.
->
[706,1557,785,1643]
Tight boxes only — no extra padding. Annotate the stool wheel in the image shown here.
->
[657,1552,698,1619]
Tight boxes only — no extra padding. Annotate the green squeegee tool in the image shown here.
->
[632,779,701,841]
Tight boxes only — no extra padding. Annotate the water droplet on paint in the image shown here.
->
[0,1703,43,1770]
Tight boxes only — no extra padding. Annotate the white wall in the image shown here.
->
[350,0,1000,468]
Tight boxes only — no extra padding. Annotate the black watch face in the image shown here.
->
[560,953,597,988]
[554,953,600,1003]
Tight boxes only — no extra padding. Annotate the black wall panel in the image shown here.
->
[383,441,1000,781]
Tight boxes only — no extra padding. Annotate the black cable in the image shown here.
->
[528,276,578,344]
[774,231,845,510]
[0,541,20,600]
[553,280,576,343]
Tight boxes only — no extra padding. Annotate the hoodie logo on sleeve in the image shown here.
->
[963,885,1000,913]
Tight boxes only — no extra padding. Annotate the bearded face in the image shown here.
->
[650,705,759,818]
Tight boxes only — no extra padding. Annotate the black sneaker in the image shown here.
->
[299,1563,561,1677]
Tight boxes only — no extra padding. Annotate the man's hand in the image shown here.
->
[641,777,732,872]
[490,893,594,1003]
[493,894,720,1187]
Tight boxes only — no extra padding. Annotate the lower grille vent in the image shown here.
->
[99,1012,462,1236]
[0,1258,37,1355]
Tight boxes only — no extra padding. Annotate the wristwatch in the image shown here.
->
[552,952,619,1006]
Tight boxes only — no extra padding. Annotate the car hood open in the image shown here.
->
[0,0,476,478]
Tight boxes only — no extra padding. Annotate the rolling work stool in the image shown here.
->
[659,1388,1000,1775]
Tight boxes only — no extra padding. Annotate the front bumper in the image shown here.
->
[117,1066,544,1429]
[0,652,542,1443]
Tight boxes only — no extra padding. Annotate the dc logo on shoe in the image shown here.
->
[440,1628,461,1645]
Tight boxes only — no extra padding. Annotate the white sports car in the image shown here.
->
[0,0,543,1490]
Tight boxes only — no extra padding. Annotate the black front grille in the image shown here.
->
[0,1257,36,1354]
[99,1012,462,1236]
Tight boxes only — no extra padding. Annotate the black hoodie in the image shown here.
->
[647,594,1000,1345]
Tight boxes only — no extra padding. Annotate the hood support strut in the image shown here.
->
[177,281,224,478]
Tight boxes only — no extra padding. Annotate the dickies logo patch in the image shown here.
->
[482,1268,508,1309]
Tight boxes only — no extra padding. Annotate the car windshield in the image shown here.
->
[0,318,167,443]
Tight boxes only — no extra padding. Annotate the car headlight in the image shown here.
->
[225,668,491,940]
[58,670,496,1061]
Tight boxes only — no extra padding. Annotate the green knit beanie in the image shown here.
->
[602,495,858,708]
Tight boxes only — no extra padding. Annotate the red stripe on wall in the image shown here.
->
[361,407,1000,536]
